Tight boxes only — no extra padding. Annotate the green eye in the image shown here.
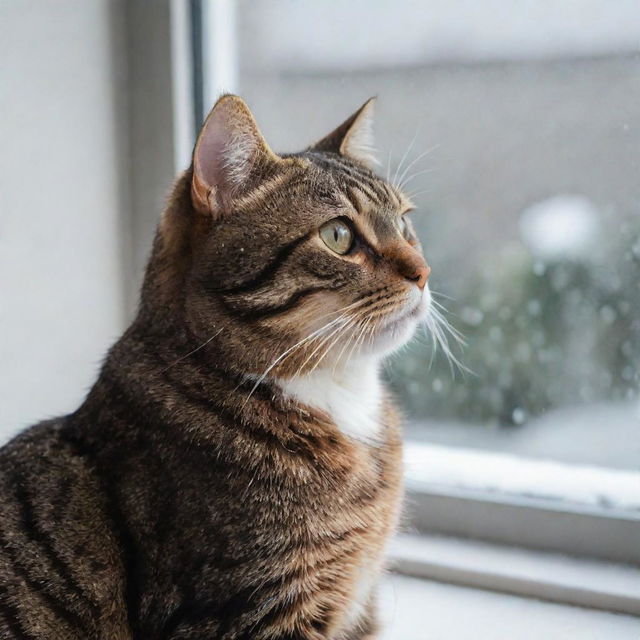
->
[400,216,414,243]
[320,219,354,255]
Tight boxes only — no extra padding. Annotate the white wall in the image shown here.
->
[0,1,130,439]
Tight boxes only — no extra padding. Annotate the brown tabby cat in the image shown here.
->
[0,95,430,639]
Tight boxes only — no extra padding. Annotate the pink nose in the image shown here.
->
[388,244,431,290]
[404,263,430,290]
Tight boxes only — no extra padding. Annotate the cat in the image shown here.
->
[0,95,430,639]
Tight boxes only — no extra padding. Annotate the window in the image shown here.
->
[194,0,640,563]
[4,1,638,631]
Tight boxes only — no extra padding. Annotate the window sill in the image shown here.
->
[403,442,640,565]
[389,533,640,616]
[405,442,640,512]
[379,573,640,640]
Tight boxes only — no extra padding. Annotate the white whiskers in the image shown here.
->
[241,312,350,407]
[395,144,439,191]
[241,286,469,410]
[392,128,420,188]
[422,296,470,376]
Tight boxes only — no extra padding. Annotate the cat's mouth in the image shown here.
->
[384,286,430,326]
[363,286,431,356]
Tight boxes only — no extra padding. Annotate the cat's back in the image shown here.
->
[0,420,131,639]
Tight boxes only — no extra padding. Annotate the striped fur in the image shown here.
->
[0,96,430,639]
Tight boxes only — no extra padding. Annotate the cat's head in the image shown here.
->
[149,95,431,378]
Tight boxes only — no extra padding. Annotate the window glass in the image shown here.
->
[229,0,640,472]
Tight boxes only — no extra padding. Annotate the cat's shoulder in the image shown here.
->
[0,417,95,492]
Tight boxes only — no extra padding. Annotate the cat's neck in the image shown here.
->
[275,357,383,445]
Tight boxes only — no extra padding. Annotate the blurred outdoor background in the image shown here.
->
[2,0,639,473]
[234,1,640,473]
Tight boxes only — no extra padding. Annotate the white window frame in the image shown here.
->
[124,0,197,313]
[125,0,239,310]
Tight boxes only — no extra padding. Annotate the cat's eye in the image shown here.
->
[320,219,354,255]
[400,216,414,243]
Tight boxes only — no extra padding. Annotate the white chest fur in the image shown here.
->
[276,358,383,444]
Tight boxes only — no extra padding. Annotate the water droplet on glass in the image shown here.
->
[461,307,484,326]
[622,366,635,382]
[621,341,633,357]
[527,299,541,316]
[515,342,532,362]
[533,261,546,276]
[599,305,617,325]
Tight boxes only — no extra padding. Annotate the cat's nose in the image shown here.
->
[404,263,431,290]
[387,244,431,290]
[393,249,430,290]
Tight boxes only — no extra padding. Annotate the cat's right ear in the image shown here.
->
[191,95,280,216]
[308,98,377,168]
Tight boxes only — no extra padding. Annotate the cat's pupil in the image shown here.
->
[320,219,353,254]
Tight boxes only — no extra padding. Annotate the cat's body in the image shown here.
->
[0,315,402,639]
[0,96,430,639]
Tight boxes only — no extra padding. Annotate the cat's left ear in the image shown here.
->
[308,97,377,168]
[191,94,281,216]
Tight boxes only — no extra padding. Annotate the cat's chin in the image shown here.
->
[365,314,420,357]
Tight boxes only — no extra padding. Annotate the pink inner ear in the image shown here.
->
[197,129,225,189]
[192,104,243,213]
[194,108,234,200]
[192,96,274,214]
